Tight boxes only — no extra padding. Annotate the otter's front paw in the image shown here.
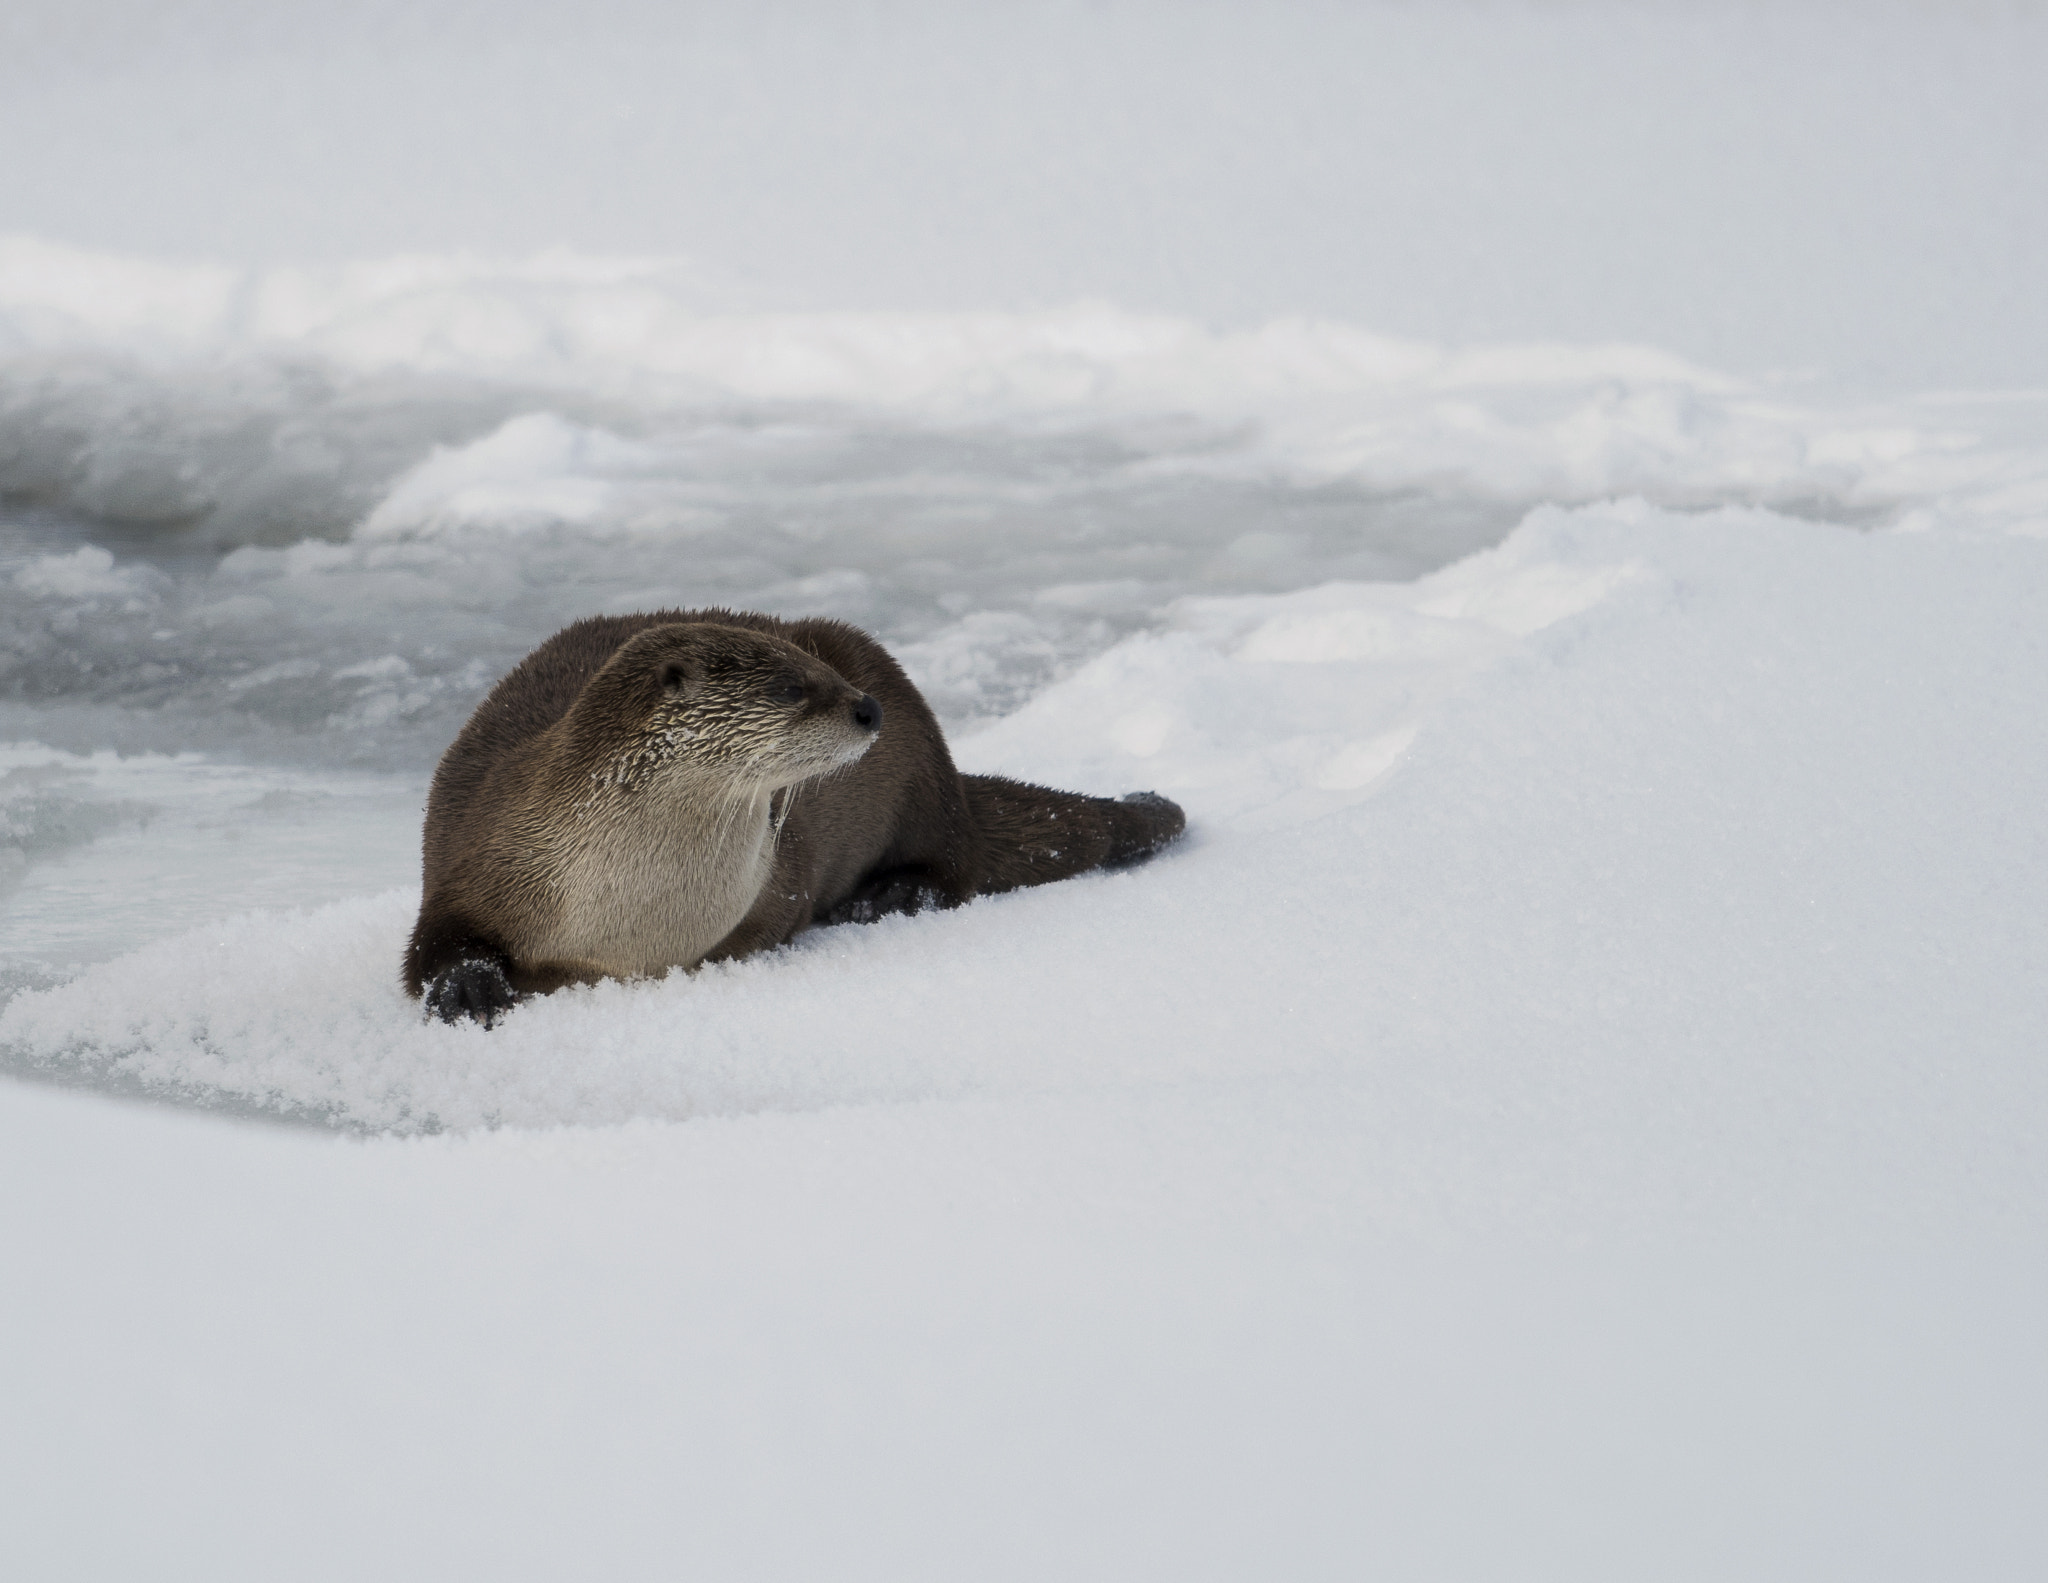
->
[424,958,519,1028]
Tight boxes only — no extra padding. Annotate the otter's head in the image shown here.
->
[570,622,882,794]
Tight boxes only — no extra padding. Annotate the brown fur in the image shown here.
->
[405,610,1186,1023]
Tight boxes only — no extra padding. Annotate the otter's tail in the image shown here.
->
[963,775,1186,894]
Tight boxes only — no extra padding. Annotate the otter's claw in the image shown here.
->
[424,958,519,1028]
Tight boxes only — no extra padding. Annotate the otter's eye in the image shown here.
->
[779,681,807,706]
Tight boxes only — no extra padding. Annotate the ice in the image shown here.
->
[0,743,424,978]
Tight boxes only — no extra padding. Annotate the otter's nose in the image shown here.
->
[851,694,883,733]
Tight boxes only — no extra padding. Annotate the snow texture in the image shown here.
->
[3,5,2047,1577]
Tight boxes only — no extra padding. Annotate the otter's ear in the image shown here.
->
[659,658,701,696]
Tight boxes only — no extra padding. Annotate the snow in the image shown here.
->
[4,2,2048,1575]
[8,235,2048,542]
[8,391,2048,1583]
[9,488,2043,1572]
[8,1079,2040,1582]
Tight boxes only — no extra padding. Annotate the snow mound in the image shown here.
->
[6,238,2048,551]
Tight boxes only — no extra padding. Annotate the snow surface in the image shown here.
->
[4,4,2047,1575]
[5,500,2045,1576]
[8,1081,2041,1583]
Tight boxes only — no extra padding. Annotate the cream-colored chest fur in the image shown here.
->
[518,777,776,979]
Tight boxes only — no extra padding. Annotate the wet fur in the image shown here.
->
[405,610,1186,1022]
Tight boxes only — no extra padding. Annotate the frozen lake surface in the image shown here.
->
[3,5,2046,1576]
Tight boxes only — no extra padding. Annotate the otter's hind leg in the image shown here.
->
[963,775,1185,894]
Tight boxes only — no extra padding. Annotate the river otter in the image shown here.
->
[405,610,1186,1025]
